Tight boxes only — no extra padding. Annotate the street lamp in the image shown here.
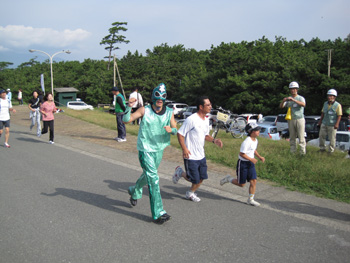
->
[29,49,71,96]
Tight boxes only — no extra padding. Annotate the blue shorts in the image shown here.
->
[236,159,257,184]
[0,120,10,129]
[184,158,208,184]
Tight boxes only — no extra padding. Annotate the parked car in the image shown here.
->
[276,114,288,133]
[339,116,350,132]
[307,131,350,152]
[238,114,259,124]
[259,115,277,125]
[67,99,94,110]
[175,107,188,119]
[167,103,188,115]
[305,116,321,141]
[183,106,198,119]
[259,124,280,140]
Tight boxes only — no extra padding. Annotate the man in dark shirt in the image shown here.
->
[28,90,42,137]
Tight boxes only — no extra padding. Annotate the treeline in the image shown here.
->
[1,36,349,115]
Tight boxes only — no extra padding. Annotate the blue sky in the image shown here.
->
[1,0,349,68]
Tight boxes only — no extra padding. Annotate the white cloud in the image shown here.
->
[0,45,10,51]
[0,25,91,48]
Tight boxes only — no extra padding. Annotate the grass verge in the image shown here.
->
[63,108,350,203]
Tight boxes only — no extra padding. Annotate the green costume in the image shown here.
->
[127,83,174,220]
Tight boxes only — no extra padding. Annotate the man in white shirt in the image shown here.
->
[0,89,16,148]
[172,96,223,202]
[129,87,143,125]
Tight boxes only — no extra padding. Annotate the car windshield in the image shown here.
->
[277,115,287,122]
[70,102,85,106]
[336,134,350,142]
[262,117,275,122]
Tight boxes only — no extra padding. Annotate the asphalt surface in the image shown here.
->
[1,107,350,263]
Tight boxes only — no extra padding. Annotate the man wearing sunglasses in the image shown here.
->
[123,83,177,224]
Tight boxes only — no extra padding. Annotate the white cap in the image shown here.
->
[6,88,10,91]
[327,89,337,97]
[289,81,299,89]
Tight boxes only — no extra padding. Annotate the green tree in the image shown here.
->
[100,22,130,70]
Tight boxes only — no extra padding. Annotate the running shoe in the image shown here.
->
[220,175,233,186]
[118,138,127,142]
[172,166,183,184]
[185,191,201,202]
[128,188,137,206]
[4,143,10,148]
[154,213,171,224]
[49,141,55,144]
[247,198,260,207]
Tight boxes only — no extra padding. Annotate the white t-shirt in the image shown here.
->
[178,113,209,160]
[239,136,258,161]
[129,91,143,109]
[0,98,12,121]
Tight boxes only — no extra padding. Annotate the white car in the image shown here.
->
[307,131,350,151]
[276,114,288,133]
[259,123,280,140]
[167,103,188,115]
[67,100,94,110]
[238,114,259,124]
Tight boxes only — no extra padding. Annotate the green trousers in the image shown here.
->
[129,151,166,220]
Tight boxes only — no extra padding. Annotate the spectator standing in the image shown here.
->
[317,89,342,153]
[129,87,143,125]
[111,86,126,142]
[172,96,223,202]
[18,89,23,105]
[0,89,16,148]
[123,83,176,224]
[40,93,57,144]
[6,89,12,101]
[28,91,42,137]
[279,81,306,155]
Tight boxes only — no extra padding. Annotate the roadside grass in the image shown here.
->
[63,108,350,203]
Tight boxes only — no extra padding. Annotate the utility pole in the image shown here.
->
[327,49,333,77]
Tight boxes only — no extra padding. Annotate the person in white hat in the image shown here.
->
[280,81,306,154]
[6,88,12,101]
[317,89,342,153]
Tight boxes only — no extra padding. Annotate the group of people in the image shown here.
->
[280,81,343,154]
[28,90,58,144]
[119,81,346,225]
[0,81,345,225]
[0,89,57,148]
[120,83,264,224]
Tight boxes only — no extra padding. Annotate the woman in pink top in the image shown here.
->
[40,93,57,144]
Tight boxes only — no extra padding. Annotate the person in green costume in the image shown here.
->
[123,83,177,224]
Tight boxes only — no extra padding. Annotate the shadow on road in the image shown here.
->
[261,200,350,222]
[41,187,153,223]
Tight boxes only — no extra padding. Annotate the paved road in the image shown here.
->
[1,112,350,262]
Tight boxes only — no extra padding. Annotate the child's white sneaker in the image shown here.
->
[247,198,260,207]
[172,166,183,184]
[186,191,201,202]
[220,175,232,186]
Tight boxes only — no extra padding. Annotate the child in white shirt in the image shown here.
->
[220,123,265,206]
